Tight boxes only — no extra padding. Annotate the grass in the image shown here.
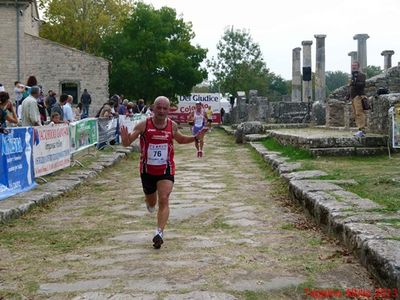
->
[261,137,313,161]
[260,136,400,210]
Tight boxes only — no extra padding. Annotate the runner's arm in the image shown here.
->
[120,120,145,147]
[172,121,207,144]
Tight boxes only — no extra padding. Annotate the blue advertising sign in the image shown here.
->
[0,127,37,200]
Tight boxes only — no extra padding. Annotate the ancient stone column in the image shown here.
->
[353,34,369,73]
[302,40,313,102]
[314,34,326,103]
[381,50,395,71]
[291,47,302,102]
[348,51,358,73]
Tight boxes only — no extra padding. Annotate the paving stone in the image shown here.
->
[169,205,216,221]
[226,276,304,291]
[72,292,156,300]
[164,291,238,300]
[124,278,205,292]
[39,279,112,293]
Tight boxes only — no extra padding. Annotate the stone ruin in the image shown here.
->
[327,65,400,135]
[226,32,400,139]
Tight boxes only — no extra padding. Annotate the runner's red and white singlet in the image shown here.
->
[140,117,175,176]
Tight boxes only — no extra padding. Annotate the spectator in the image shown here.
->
[51,94,69,122]
[133,99,147,113]
[0,91,18,129]
[63,95,74,122]
[220,107,225,123]
[80,88,92,118]
[0,84,4,92]
[37,87,47,125]
[119,99,129,115]
[14,81,24,113]
[49,112,62,125]
[45,90,57,117]
[99,100,114,118]
[21,86,41,126]
[126,102,135,116]
[74,103,82,121]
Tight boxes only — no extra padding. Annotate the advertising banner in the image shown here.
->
[119,114,148,133]
[98,117,119,144]
[33,124,71,177]
[0,127,36,201]
[69,118,98,153]
[169,93,222,124]
[391,104,400,148]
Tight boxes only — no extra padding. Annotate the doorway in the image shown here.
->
[61,82,79,104]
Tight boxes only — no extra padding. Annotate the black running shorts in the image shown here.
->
[140,172,174,195]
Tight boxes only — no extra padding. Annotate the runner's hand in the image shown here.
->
[120,125,130,146]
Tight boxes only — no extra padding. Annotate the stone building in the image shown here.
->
[0,0,109,116]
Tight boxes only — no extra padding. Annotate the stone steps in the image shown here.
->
[267,128,389,156]
[310,146,388,156]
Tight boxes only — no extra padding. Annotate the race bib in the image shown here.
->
[147,143,168,165]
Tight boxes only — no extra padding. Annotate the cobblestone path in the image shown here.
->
[0,129,376,299]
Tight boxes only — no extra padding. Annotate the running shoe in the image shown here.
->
[199,151,203,158]
[146,202,155,213]
[152,234,164,249]
[197,150,201,158]
[354,130,365,138]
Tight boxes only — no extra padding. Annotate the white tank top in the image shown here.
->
[194,110,204,127]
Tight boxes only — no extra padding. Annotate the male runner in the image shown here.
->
[191,101,207,158]
[120,96,207,249]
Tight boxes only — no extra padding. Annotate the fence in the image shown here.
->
[0,114,146,200]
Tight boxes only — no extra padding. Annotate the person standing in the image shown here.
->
[206,106,213,131]
[14,81,24,116]
[21,86,41,127]
[120,96,207,249]
[80,89,92,118]
[220,107,225,123]
[349,61,367,137]
[63,95,74,123]
[0,92,18,129]
[51,94,69,123]
[45,90,57,118]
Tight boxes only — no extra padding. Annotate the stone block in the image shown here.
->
[281,170,328,182]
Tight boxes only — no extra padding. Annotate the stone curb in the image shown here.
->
[0,146,134,225]
[247,141,400,294]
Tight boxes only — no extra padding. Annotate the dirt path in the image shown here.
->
[0,129,376,299]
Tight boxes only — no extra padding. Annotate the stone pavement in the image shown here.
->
[0,129,376,299]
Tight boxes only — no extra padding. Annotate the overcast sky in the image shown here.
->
[143,0,400,80]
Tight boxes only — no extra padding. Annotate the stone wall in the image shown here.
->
[329,65,400,101]
[369,93,400,135]
[326,99,345,127]
[230,99,310,124]
[270,102,310,123]
[0,4,25,92]
[24,34,110,116]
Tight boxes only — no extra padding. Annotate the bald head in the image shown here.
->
[154,96,170,106]
[153,96,170,121]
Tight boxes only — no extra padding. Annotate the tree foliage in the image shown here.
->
[365,65,383,78]
[326,70,349,95]
[101,3,207,102]
[208,27,287,101]
[39,0,132,54]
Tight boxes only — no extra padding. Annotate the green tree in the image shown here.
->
[39,0,132,54]
[326,70,350,95]
[208,27,287,100]
[365,65,383,78]
[101,3,207,101]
